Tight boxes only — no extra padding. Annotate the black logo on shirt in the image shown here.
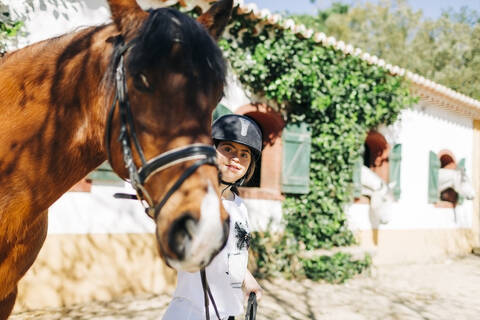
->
[234,222,250,250]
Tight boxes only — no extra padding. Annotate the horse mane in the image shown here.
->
[107,8,227,97]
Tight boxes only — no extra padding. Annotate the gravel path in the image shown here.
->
[10,255,480,320]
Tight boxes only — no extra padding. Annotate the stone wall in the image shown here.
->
[15,234,176,311]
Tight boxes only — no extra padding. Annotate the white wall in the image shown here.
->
[49,183,156,234]
[347,102,475,231]
[220,67,252,112]
[8,0,110,49]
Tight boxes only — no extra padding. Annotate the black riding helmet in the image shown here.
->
[212,114,263,160]
[212,114,263,190]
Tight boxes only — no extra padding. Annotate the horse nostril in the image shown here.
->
[168,214,197,260]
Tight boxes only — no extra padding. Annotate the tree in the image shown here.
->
[291,0,480,100]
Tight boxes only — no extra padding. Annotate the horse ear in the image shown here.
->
[107,0,148,37]
[197,0,233,40]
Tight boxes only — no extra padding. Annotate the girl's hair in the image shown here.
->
[231,155,257,195]
[244,155,257,183]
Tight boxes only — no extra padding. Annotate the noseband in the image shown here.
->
[105,39,217,220]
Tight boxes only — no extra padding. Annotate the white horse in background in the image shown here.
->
[438,167,475,200]
[360,166,396,225]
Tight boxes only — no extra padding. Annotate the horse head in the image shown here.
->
[438,167,475,201]
[458,167,475,200]
[361,166,395,225]
[105,0,233,272]
[369,181,395,225]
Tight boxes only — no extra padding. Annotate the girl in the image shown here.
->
[162,114,264,320]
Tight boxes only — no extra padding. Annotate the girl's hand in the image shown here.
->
[243,269,263,302]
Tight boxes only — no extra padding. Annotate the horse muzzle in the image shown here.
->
[159,183,229,272]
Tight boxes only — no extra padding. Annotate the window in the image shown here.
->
[354,131,402,203]
[429,150,469,208]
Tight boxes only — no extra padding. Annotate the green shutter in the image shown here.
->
[457,158,466,205]
[353,154,363,198]
[389,144,402,201]
[87,161,123,182]
[212,103,232,122]
[282,123,311,194]
[428,151,440,203]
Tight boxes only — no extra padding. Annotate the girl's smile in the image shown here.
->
[226,164,241,171]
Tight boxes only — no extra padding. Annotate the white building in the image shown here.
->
[8,0,480,310]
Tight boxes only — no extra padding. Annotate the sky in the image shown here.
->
[253,0,480,19]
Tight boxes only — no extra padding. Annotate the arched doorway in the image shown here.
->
[235,103,285,200]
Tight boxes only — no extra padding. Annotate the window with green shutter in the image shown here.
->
[457,158,466,205]
[428,151,440,203]
[282,123,311,194]
[87,161,123,183]
[389,144,402,200]
[212,103,232,122]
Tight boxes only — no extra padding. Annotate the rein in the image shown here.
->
[245,292,257,320]
[105,38,217,220]
[200,269,222,320]
[200,269,258,320]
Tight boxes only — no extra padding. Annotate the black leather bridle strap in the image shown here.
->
[200,269,221,320]
[105,39,131,167]
[138,145,217,185]
[148,157,217,220]
[105,38,219,221]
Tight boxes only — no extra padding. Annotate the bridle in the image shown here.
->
[105,38,255,320]
[105,38,217,221]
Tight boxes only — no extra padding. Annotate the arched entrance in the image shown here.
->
[235,103,285,200]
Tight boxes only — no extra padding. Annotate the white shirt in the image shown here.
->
[163,194,250,320]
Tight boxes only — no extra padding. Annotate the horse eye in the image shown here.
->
[134,73,151,91]
[140,73,150,88]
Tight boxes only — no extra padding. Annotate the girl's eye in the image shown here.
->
[241,153,250,159]
[223,146,232,152]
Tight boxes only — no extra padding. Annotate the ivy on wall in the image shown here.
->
[219,9,415,281]
[0,3,22,55]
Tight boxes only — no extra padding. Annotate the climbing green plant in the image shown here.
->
[302,252,372,284]
[0,3,22,55]
[219,9,414,282]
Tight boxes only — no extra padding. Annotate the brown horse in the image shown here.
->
[0,0,233,317]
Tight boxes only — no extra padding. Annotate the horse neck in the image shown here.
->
[0,25,117,210]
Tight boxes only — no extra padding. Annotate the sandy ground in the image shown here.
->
[10,254,480,320]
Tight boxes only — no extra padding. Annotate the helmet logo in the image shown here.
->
[239,118,250,136]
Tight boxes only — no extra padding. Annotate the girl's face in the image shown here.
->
[216,141,252,184]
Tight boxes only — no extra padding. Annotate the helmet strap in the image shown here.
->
[219,176,245,197]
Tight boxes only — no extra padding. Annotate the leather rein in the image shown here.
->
[105,39,217,221]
